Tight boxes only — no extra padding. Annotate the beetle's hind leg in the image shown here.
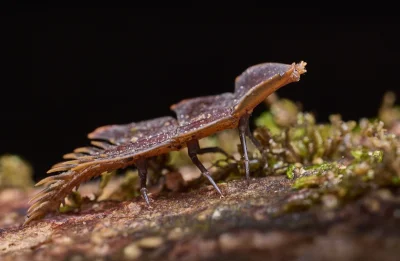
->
[196,146,230,158]
[187,139,224,197]
[136,158,151,206]
[238,113,266,184]
[238,116,251,184]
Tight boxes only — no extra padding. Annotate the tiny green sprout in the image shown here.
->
[296,112,315,126]
[291,127,306,140]
[351,149,383,163]
[312,128,325,159]
[350,150,364,160]
[370,150,383,163]
[286,164,296,180]
[307,162,336,172]
[59,205,74,213]
[291,140,308,159]
[59,191,82,213]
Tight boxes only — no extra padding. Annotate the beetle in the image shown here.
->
[25,61,307,224]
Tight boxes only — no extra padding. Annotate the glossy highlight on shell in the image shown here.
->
[25,61,307,225]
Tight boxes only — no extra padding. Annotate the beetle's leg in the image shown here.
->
[245,118,264,152]
[187,139,223,197]
[239,115,251,184]
[196,146,230,158]
[136,158,150,206]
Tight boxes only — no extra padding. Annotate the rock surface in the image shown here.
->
[1,175,400,261]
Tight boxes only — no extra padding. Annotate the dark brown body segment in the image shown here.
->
[235,63,294,96]
[26,61,307,225]
[233,62,307,116]
[170,62,306,190]
[171,93,237,142]
[26,117,180,224]
[172,93,234,127]
[67,116,179,169]
[88,116,178,145]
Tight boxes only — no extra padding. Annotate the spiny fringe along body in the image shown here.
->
[25,61,307,225]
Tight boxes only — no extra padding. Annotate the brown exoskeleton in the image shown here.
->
[26,61,307,224]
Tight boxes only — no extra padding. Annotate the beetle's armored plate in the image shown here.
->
[26,116,180,224]
[50,116,180,174]
[233,62,307,116]
[88,116,178,145]
[234,63,293,97]
[26,60,307,225]
[171,93,237,141]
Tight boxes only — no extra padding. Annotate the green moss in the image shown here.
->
[378,91,400,128]
[392,177,400,185]
[59,191,83,213]
[95,171,116,199]
[292,175,323,189]
[251,92,400,214]
[99,171,115,190]
[255,112,281,135]
[0,154,34,189]
[351,149,383,163]
[109,170,140,201]
[305,162,336,172]
[286,164,295,180]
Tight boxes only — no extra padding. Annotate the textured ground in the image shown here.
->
[1,175,400,261]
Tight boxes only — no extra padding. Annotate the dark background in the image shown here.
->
[1,8,400,181]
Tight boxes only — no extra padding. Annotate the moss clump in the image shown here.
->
[0,154,34,189]
[107,170,141,201]
[378,91,400,129]
[59,191,83,213]
[255,93,400,213]
[97,171,116,198]
[286,164,296,180]
[254,110,357,171]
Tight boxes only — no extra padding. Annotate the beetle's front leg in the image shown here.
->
[136,158,151,206]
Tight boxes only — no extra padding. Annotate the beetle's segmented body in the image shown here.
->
[26,61,307,224]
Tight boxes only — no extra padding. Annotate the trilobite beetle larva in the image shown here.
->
[25,61,307,225]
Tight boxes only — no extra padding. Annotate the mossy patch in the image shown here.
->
[0,154,34,189]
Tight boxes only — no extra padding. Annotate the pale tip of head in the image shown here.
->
[296,61,307,75]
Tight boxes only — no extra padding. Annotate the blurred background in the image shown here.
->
[1,7,399,181]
